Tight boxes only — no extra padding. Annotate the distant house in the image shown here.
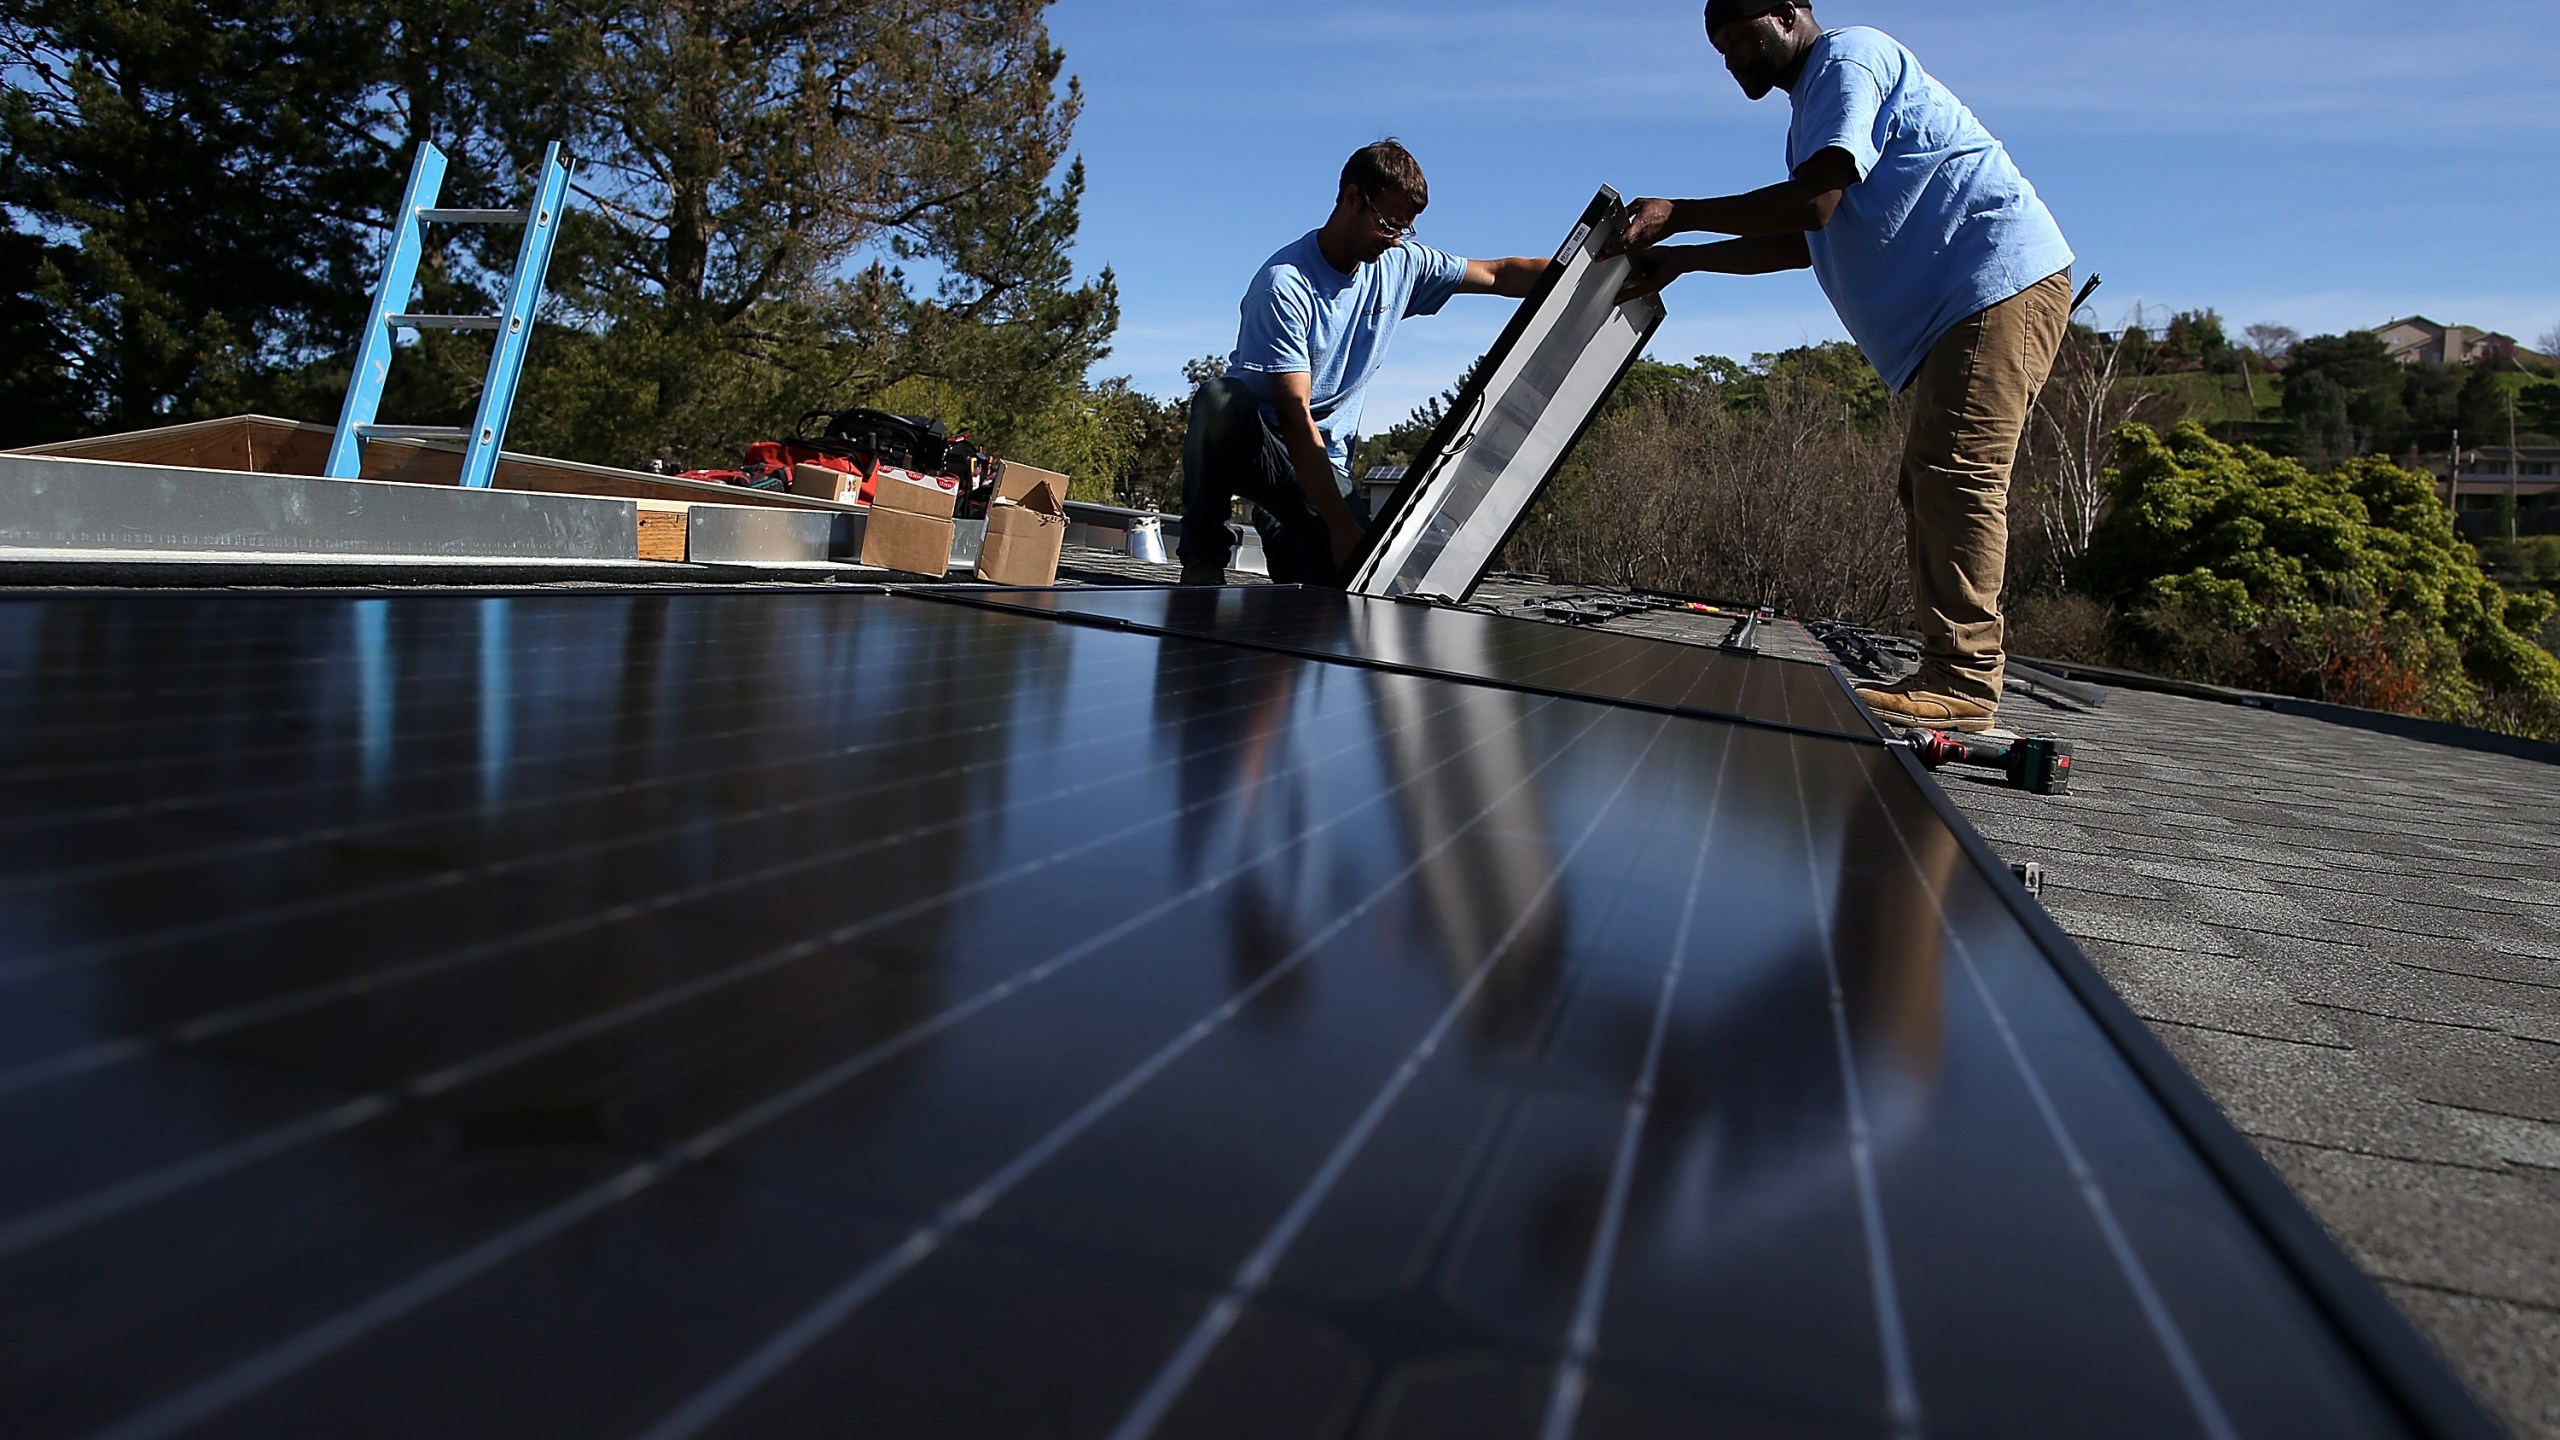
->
[1358,463,1406,516]
[2430,444,2560,534]
[2371,316,2548,368]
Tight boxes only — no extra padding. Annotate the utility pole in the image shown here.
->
[2510,387,2523,542]
[2448,427,2461,520]
[2508,356,2529,540]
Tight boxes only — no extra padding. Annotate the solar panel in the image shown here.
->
[0,588,2495,1439]
[1349,187,1668,604]
[935,585,1878,740]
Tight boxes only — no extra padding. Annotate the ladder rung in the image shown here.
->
[355,424,469,442]
[418,208,528,225]
[386,313,502,331]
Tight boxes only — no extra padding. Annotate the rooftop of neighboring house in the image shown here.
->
[2373,317,2553,369]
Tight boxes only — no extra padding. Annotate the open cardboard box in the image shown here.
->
[976,476,1067,586]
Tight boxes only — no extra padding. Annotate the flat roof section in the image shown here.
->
[0,589,2498,1439]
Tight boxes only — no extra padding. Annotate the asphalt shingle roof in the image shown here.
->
[1455,569,2560,1437]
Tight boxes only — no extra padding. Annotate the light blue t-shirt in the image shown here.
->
[1226,231,1470,486]
[1787,27,2074,392]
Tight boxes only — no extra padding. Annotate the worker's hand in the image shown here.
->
[1604,198,1677,257]
[1615,250,1675,307]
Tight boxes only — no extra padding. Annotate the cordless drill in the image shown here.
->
[1901,729,2074,795]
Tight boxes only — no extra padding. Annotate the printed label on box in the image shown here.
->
[870,465,962,518]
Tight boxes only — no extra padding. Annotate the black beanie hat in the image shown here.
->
[1704,0,1793,35]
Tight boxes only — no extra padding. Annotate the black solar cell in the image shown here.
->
[0,590,2490,1439]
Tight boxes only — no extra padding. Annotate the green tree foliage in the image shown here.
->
[2279,331,2409,460]
[2080,423,2560,730]
[2515,381,2560,440]
[4,0,1119,486]
[2158,309,2238,374]
[0,0,404,436]
[2271,330,2531,463]
[496,0,1116,471]
[2455,364,2511,442]
[1503,347,1910,619]
[0,229,86,440]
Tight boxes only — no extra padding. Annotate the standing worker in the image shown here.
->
[1180,140,1552,587]
[1615,1,2075,732]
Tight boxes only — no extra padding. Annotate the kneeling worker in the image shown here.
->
[1614,0,2075,732]
[1180,140,1552,587]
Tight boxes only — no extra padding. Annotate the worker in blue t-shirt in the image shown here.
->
[1613,1,2076,733]
[1180,141,1553,587]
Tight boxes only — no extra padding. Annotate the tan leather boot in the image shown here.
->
[1855,684,1998,733]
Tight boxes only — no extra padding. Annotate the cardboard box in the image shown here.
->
[974,479,1067,586]
[993,459,1070,505]
[860,505,954,577]
[870,464,961,518]
[789,462,861,502]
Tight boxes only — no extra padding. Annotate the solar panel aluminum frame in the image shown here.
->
[1348,186,1668,603]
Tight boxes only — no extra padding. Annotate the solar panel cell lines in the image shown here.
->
[0,589,2485,1439]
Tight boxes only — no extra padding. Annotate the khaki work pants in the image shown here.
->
[1897,270,2073,705]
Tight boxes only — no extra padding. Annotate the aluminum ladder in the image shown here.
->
[325,141,572,490]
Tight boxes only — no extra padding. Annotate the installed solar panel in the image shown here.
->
[0,589,2493,1439]
[934,585,1878,740]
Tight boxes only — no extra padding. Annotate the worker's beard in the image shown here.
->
[1729,27,1796,99]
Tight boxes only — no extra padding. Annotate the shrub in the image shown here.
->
[2005,591,2116,666]
[1504,353,1909,624]
[2080,423,2560,733]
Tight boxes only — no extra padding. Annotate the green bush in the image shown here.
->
[2079,423,2560,733]
[2478,534,2560,588]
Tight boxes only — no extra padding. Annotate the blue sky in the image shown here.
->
[1044,0,2560,429]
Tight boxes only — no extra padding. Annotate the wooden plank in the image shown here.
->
[634,501,691,562]
[11,415,264,472]
[12,415,866,516]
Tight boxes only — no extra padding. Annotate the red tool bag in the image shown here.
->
[675,410,992,511]
[674,441,864,496]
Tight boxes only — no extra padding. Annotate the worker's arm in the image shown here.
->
[1607,148,1862,253]
[1458,255,1552,297]
[1267,371,1362,567]
[1617,233,1810,304]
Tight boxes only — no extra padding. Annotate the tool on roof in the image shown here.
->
[1806,617,1919,680]
[325,140,574,490]
[1721,606,1766,655]
[2006,659,2107,710]
[1901,728,2075,795]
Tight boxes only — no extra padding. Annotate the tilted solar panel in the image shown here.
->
[0,589,2498,1439]
[1349,187,1669,605]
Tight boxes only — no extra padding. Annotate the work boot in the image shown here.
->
[1178,565,1226,587]
[1856,683,1997,733]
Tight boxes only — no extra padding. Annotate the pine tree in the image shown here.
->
[494,0,1118,468]
[1,0,391,435]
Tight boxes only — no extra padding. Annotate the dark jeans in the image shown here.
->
[1178,377,1366,585]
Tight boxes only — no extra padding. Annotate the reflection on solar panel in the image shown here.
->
[935,586,1878,739]
[1351,187,1668,604]
[0,589,2495,1439]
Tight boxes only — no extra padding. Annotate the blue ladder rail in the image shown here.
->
[326,141,573,489]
